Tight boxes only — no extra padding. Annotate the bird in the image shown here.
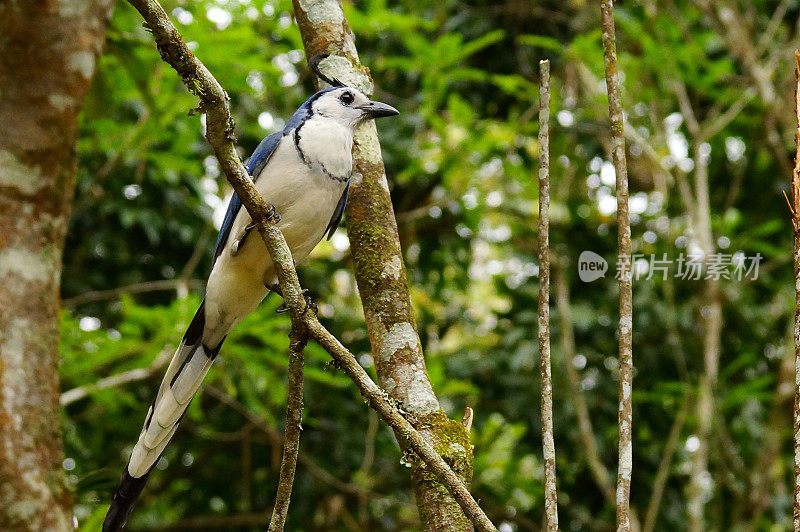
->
[102,55,399,531]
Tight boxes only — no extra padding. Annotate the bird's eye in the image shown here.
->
[340,91,354,105]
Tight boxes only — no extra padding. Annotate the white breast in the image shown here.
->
[296,117,353,180]
[252,131,347,259]
[204,120,352,339]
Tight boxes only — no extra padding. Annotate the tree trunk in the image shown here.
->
[0,2,112,530]
[292,2,474,529]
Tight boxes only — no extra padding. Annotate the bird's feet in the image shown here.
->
[231,223,255,256]
[302,289,318,315]
[275,288,318,315]
[266,203,281,223]
[231,204,280,257]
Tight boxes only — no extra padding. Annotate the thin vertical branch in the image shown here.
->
[268,326,308,532]
[553,269,615,502]
[537,59,558,531]
[791,50,800,532]
[686,143,719,532]
[642,395,690,532]
[241,426,253,512]
[600,2,634,530]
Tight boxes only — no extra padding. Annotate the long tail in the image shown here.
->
[103,301,225,531]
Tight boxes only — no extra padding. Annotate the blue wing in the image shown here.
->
[211,131,282,265]
[324,179,350,240]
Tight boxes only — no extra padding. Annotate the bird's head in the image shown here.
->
[310,86,399,129]
[306,54,399,130]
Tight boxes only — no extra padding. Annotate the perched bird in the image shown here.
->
[103,56,398,531]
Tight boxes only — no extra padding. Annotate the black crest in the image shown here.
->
[309,53,346,88]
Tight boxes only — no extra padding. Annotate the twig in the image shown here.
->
[756,0,792,56]
[124,2,494,529]
[204,384,391,501]
[744,351,796,526]
[642,395,689,532]
[792,49,800,532]
[699,1,792,177]
[537,58,558,531]
[673,80,700,138]
[268,325,307,531]
[700,89,755,141]
[132,512,271,531]
[552,269,615,502]
[600,2,634,530]
[62,279,204,307]
[60,346,172,405]
[356,409,379,528]
[241,425,253,511]
[178,224,212,280]
[357,409,379,477]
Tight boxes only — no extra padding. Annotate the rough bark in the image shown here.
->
[126,1,494,529]
[600,2,634,530]
[0,1,113,530]
[791,50,800,532]
[536,59,558,531]
[291,2,474,529]
[268,326,307,531]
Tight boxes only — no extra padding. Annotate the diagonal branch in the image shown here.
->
[642,394,689,532]
[124,1,495,530]
[60,346,173,406]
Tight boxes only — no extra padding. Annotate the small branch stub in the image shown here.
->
[462,406,474,433]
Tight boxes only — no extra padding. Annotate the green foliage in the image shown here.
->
[62,0,800,529]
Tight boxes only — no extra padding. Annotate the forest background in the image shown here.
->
[44,0,800,530]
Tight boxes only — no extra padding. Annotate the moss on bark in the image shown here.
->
[292,1,475,528]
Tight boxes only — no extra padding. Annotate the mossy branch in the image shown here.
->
[290,1,479,529]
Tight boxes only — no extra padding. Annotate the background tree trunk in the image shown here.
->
[292,2,474,529]
[0,2,112,530]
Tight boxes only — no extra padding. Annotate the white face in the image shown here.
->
[311,87,373,129]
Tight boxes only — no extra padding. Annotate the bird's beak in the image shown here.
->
[359,100,399,119]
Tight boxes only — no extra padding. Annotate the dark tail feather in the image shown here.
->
[102,469,150,532]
